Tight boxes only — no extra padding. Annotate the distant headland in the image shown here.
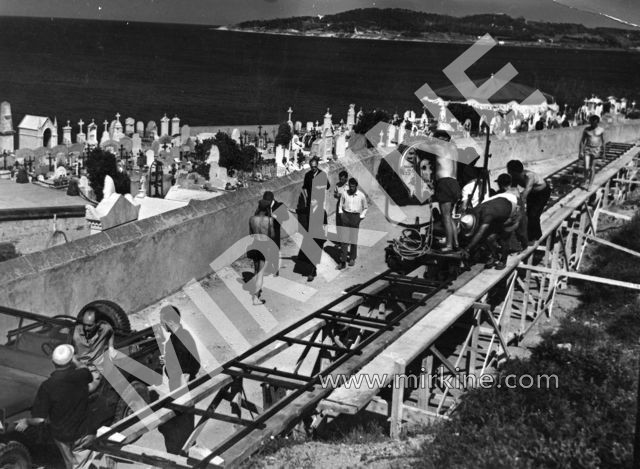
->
[228,8,640,51]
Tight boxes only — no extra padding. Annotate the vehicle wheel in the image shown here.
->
[114,380,151,423]
[0,441,31,469]
[78,300,131,336]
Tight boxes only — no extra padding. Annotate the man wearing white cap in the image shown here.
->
[15,344,96,469]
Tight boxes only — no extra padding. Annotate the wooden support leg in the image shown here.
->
[417,355,434,410]
[390,358,406,439]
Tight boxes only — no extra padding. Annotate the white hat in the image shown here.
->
[52,344,74,366]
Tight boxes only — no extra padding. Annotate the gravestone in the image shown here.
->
[171,146,181,162]
[386,124,396,147]
[335,133,347,158]
[87,122,98,146]
[347,104,356,129]
[125,117,135,136]
[131,134,142,155]
[275,145,285,168]
[145,149,155,167]
[181,125,190,144]
[119,136,132,153]
[206,144,220,166]
[151,140,160,155]
[54,166,68,179]
[398,124,406,145]
[231,128,241,144]
[136,121,144,135]
[145,121,158,140]
[306,122,313,132]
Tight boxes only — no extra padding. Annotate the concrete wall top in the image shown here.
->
[0,120,638,319]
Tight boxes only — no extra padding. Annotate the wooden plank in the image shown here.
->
[365,397,447,426]
[520,265,640,290]
[91,442,198,469]
[598,209,632,221]
[569,229,640,258]
[390,359,406,439]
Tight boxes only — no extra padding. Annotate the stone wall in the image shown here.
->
[0,120,638,321]
[0,215,88,256]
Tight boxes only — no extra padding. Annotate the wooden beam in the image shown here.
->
[519,264,640,290]
[613,179,640,184]
[568,229,640,259]
[390,359,406,439]
[365,396,448,426]
[598,209,632,221]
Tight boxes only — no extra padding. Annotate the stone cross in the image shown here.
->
[78,119,84,134]
[287,107,293,122]
[115,112,121,122]
[103,120,109,131]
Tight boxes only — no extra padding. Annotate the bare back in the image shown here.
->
[249,215,274,240]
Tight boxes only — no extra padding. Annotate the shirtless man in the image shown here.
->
[248,200,276,305]
[431,130,461,253]
[507,160,551,242]
[579,115,605,187]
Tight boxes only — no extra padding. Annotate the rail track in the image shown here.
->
[92,141,640,468]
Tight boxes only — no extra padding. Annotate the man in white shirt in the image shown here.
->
[337,178,368,269]
[460,178,490,213]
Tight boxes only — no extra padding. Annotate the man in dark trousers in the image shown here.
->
[302,156,330,211]
[460,176,521,270]
[15,344,96,469]
[337,178,368,269]
[261,191,288,276]
[158,305,201,455]
[506,159,551,242]
[299,197,328,281]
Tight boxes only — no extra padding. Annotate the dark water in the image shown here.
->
[0,17,638,130]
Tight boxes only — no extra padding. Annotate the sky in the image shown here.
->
[0,0,638,29]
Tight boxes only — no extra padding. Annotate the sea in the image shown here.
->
[0,16,639,131]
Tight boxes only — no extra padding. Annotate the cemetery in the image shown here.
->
[0,101,413,261]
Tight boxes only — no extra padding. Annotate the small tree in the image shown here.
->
[353,109,391,136]
[86,148,118,201]
[240,145,260,172]
[274,122,293,148]
[213,132,242,170]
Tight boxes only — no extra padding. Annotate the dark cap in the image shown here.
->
[258,199,271,212]
[495,173,512,186]
[262,191,274,202]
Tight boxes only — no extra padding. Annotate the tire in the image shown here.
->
[0,441,31,469]
[114,380,150,422]
[78,300,131,335]
[113,381,150,444]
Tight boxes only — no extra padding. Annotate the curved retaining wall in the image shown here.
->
[0,120,638,319]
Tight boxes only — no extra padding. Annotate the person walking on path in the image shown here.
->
[507,159,551,242]
[333,170,349,251]
[157,305,201,455]
[579,114,605,187]
[337,178,368,269]
[299,197,328,281]
[260,191,288,276]
[302,156,330,209]
[248,199,277,305]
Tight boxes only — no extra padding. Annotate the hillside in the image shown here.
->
[235,8,640,49]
